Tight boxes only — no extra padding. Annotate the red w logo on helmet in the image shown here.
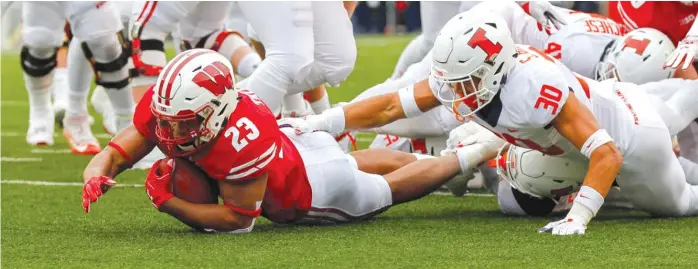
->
[467,28,503,62]
[622,37,650,55]
[192,61,233,96]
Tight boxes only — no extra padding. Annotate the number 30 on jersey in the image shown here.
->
[224,117,260,151]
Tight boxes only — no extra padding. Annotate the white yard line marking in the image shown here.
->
[1,132,112,138]
[1,180,143,188]
[0,180,494,197]
[1,157,42,162]
[30,149,72,154]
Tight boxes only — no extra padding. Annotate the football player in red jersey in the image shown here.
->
[607,1,698,77]
[80,49,491,233]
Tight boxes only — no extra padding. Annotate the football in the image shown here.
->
[162,158,219,204]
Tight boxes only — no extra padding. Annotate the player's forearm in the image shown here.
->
[582,146,623,197]
[160,198,253,232]
[343,92,407,131]
[83,150,128,182]
[569,144,623,223]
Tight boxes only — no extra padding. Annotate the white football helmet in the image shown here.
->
[431,12,517,118]
[151,49,239,156]
[597,28,676,84]
[494,145,586,199]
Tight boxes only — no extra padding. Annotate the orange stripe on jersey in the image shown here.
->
[574,74,591,99]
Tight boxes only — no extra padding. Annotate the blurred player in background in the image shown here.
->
[80,49,486,233]
[22,1,134,155]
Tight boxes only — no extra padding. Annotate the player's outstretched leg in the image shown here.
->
[237,1,315,112]
[616,124,698,216]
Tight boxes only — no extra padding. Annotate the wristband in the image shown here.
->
[398,84,422,118]
[568,186,604,224]
[580,129,613,158]
[224,202,262,218]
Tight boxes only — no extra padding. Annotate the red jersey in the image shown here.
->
[608,1,698,45]
[134,87,312,223]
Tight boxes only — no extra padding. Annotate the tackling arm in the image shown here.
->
[553,94,623,222]
[83,126,155,183]
[159,174,268,233]
[307,79,440,135]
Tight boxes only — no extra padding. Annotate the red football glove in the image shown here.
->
[82,176,117,213]
[145,158,175,210]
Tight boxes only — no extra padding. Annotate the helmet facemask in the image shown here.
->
[152,103,217,157]
[433,65,497,120]
[596,52,622,82]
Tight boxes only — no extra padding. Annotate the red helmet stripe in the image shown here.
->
[156,48,188,105]
[160,50,211,106]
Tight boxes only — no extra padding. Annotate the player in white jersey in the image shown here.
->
[281,13,698,235]
[22,1,134,155]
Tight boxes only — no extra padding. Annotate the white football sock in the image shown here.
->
[66,38,92,116]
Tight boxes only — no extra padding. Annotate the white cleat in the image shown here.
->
[27,106,55,146]
[62,115,101,155]
[90,85,117,135]
[26,118,55,146]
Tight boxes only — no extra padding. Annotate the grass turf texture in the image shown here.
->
[2,35,698,268]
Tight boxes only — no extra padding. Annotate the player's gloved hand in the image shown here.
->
[441,122,505,158]
[82,175,117,213]
[278,116,321,135]
[521,1,568,30]
[145,158,175,210]
[665,36,698,70]
[538,217,587,235]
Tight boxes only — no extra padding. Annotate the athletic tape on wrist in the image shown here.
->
[580,129,614,158]
[573,186,604,218]
[398,84,421,118]
[324,106,346,135]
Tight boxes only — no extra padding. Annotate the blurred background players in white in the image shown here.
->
[22,1,134,155]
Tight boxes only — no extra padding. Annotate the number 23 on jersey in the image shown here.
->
[224,117,260,151]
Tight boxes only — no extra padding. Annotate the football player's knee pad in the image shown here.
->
[81,32,132,89]
[20,46,58,77]
[130,20,167,79]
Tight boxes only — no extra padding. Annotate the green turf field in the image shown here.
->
[2,35,698,268]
